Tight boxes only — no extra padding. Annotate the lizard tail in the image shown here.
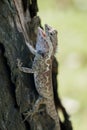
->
[46,100,61,130]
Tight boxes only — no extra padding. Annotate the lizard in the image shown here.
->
[17,26,61,130]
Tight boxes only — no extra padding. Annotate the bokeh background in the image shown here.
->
[38,0,87,130]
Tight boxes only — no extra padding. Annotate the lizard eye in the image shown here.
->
[37,50,45,57]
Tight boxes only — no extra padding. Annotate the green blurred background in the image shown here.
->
[38,0,87,130]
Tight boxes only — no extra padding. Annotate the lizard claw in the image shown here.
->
[23,109,36,122]
[17,58,23,70]
[23,108,44,122]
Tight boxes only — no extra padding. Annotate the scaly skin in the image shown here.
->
[18,26,60,130]
[45,24,58,55]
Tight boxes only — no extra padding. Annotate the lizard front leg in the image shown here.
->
[17,58,35,73]
[26,42,37,55]
[19,67,35,73]
[23,96,46,121]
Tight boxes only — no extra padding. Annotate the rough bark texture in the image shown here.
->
[0,0,73,130]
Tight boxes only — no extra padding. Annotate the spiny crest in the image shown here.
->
[45,24,58,54]
[36,27,49,54]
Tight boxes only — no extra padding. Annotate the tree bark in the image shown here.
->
[0,0,73,130]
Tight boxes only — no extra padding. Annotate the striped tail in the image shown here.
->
[46,100,61,130]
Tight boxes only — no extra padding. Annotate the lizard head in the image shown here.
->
[45,24,58,55]
[36,27,49,56]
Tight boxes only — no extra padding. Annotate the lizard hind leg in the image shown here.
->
[23,96,46,122]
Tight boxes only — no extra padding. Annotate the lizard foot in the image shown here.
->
[23,109,36,122]
[17,58,23,70]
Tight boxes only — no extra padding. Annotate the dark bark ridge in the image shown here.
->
[0,0,73,130]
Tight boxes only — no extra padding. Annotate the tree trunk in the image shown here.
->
[0,0,73,130]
